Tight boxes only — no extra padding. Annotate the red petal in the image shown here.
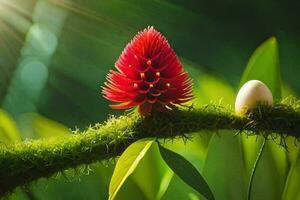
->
[102,26,193,115]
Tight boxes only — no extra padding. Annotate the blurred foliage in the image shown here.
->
[0,109,21,144]
[0,0,300,199]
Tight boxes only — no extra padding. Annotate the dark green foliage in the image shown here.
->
[0,100,300,196]
[158,144,215,200]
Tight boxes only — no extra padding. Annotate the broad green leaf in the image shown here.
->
[32,114,71,138]
[158,144,215,200]
[0,109,21,144]
[114,176,148,200]
[109,138,155,200]
[240,37,288,199]
[132,143,169,200]
[162,173,202,200]
[240,37,281,100]
[155,169,174,200]
[157,133,210,199]
[196,75,236,106]
[203,132,246,200]
[281,148,300,200]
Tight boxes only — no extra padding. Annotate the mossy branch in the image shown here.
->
[1,100,300,196]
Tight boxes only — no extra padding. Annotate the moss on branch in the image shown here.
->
[1,100,300,196]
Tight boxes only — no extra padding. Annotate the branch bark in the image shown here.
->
[1,103,300,196]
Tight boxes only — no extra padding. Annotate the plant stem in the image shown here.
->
[247,138,266,200]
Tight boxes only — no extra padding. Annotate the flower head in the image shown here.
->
[102,26,193,115]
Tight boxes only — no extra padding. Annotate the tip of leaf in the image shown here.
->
[266,36,277,45]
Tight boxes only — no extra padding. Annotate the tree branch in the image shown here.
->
[1,101,300,196]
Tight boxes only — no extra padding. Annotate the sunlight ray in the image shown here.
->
[47,0,133,32]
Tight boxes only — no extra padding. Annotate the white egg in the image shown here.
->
[235,80,273,114]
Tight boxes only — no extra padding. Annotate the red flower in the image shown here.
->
[102,26,193,115]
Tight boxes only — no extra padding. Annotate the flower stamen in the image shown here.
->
[147,60,152,66]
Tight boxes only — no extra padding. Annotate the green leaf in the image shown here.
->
[131,142,169,200]
[196,75,236,106]
[109,138,155,200]
[158,143,215,200]
[0,109,21,144]
[32,114,71,138]
[240,37,288,200]
[281,148,300,200]
[202,132,246,200]
[155,169,174,200]
[240,37,281,100]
